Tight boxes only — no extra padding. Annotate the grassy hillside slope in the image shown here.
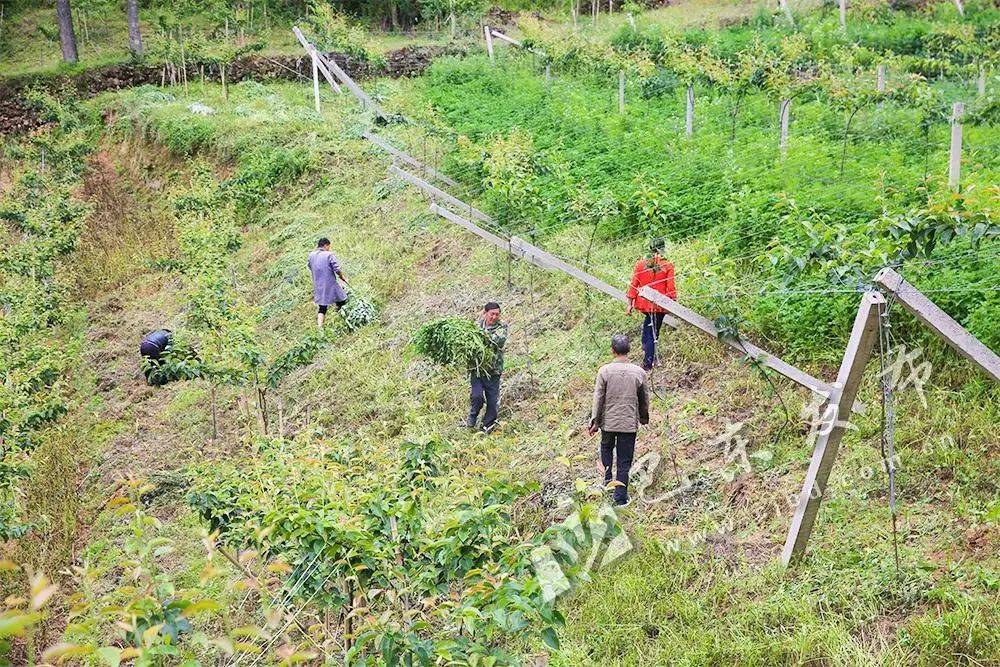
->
[2,6,999,662]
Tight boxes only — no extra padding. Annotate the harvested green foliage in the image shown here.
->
[412,317,497,375]
[340,288,380,331]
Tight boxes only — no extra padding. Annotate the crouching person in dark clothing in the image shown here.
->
[588,334,650,507]
[140,329,173,386]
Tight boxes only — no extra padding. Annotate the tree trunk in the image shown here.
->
[56,0,79,63]
[127,0,142,56]
[390,0,400,30]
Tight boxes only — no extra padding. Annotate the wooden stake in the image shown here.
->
[277,397,285,437]
[779,98,791,156]
[686,84,694,137]
[781,291,885,566]
[311,48,321,113]
[874,268,1000,384]
[618,70,625,114]
[948,102,964,192]
[211,384,218,439]
[180,27,189,97]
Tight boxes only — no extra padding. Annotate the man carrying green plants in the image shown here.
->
[588,334,650,507]
[466,302,509,434]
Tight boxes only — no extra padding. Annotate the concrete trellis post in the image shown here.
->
[948,102,964,192]
[839,0,847,30]
[978,68,987,97]
[781,291,885,566]
[545,64,551,87]
[876,65,886,92]
[874,269,1000,383]
[952,0,964,16]
[686,84,694,137]
[781,271,1000,564]
[484,24,495,61]
[311,49,321,113]
[779,99,791,156]
[777,0,795,26]
[618,70,625,114]
[292,26,341,95]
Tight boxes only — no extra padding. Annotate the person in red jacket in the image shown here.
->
[625,238,677,371]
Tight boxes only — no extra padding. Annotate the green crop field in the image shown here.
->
[1,0,999,665]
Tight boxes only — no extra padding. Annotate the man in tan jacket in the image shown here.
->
[588,334,650,507]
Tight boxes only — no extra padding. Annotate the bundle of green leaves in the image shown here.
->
[412,317,497,376]
[340,288,379,331]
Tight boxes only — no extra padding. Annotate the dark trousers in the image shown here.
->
[601,430,637,504]
[641,312,666,370]
[468,374,501,428]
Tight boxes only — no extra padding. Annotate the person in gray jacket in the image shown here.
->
[588,334,650,507]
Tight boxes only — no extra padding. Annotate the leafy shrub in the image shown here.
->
[412,317,497,375]
[186,435,563,666]
[306,0,371,61]
[221,146,311,221]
